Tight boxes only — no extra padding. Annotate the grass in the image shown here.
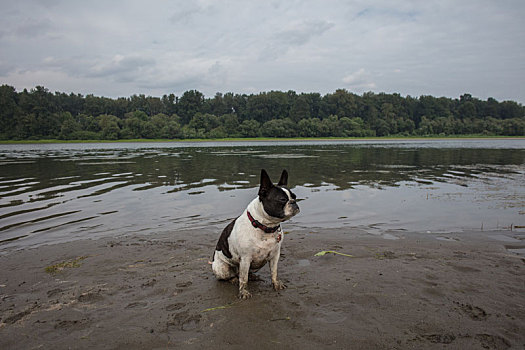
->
[314,250,354,257]
[45,256,88,274]
[201,301,241,312]
[1,135,522,144]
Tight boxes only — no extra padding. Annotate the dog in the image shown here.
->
[211,169,300,299]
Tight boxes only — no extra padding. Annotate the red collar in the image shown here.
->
[247,211,281,234]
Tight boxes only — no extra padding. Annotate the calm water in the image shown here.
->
[1,139,524,252]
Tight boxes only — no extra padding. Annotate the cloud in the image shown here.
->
[132,54,233,96]
[356,6,418,21]
[15,18,55,38]
[0,15,56,41]
[169,2,208,24]
[342,68,376,90]
[261,19,334,60]
[0,60,16,76]
[277,19,334,46]
[0,1,524,102]
[86,55,155,80]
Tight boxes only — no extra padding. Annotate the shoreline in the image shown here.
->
[1,228,524,349]
[1,135,524,145]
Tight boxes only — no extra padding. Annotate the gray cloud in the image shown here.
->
[259,19,334,61]
[86,55,156,79]
[0,60,15,76]
[342,68,376,91]
[15,18,55,38]
[169,2,211,24]
[0,0,524,102]
[276,19,334,47]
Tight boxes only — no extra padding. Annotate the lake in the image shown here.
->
[1,139,524,252]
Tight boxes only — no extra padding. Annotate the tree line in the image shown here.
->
[0,84,523,140]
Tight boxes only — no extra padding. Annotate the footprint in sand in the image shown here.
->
[54,318,89,330]
[77,291,104,303]
[475,334,511,349]
[166,303,184,311]
[166,310,201,331]
[176,281,192,288]
[46,288,64,298]
[454,301,488,320]
[125,302,148,309]
[422,334,456,344]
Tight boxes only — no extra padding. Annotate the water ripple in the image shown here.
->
[0,140,523,251]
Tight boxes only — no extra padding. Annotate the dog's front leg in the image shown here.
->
[269,250,286,291]
[238,257,252,299]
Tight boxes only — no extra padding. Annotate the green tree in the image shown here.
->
[58,112,81,139]
[220,113,240,137]
[417,116,434,135]
[246,91,291,123]
[261,118,298,137]
[141,121,157,139]
[189,113,220,132]
[502,118,525,136]
[207,92,229,116]
[290,95,312,122]
[180,125,205,139]
[298,118,322,137]
[499,101,523,119]
[162,93,177,115]
[0,85,20,139]
[122,117,142,138]
[321,115,342,136]
[484,117,503,135]
[159,121,181,139]
[239,119,261,137]
[97,114,121,140]
[15,113,37,139]
[340,117,367,137]
[208,126,228,139]
[320,89,358,118]
[458,101,476,119]
[151,113,171,133]
[0,84,523,140]
[398,118,415,135]
[77,114,100,133]
[178,90,205,124]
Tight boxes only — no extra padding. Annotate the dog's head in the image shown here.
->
[258,169,300,221]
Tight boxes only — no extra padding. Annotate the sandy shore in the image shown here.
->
[1,228,524,349]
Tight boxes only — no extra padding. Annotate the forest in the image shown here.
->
[0,84,524,140]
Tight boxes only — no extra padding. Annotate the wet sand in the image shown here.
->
[1,229,524,349]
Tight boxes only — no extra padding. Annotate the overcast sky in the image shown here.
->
[1,0,524,103]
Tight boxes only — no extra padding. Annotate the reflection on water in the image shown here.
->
[0,139,524,251]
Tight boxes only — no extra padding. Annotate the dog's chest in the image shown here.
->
[231,220,281,266]
[251,231,281,264]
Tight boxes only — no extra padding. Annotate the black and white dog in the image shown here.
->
[212,169,300,299]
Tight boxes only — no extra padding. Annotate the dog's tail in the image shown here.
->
[208,250,215,265]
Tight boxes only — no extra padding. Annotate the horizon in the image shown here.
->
[5,84,523,105]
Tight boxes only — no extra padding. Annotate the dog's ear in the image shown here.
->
[277,169,288,187]
[259,169,273,197]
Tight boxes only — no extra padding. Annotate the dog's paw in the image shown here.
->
[272,280,287,291]
[238,288,252,300]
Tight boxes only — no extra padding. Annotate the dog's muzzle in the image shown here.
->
[289,200,300,215]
